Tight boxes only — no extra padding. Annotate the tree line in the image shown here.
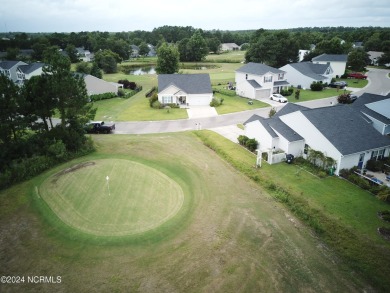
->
[0,48,96,189]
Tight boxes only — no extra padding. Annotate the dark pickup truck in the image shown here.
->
[85,121,115,134]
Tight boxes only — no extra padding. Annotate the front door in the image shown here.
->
[358,153,365,169]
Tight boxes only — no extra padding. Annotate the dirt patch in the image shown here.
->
[51,161,95,184]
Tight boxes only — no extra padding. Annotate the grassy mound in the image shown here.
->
[39,159,184,237]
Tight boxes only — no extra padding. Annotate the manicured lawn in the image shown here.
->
[195,130,390,292]
[339,78,368,88]
[213,92,269,114]
[286,87,351,103]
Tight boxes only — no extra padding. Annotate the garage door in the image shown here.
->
[187,95,212,106]
[255,89,271,99]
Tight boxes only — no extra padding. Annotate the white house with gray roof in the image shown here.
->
[244,101,390,175]
[312,54,348,78]
[158,74,213,106]
[16,62,45,85]
[0,60,27,83]
[235,62,290,100]
[279,62,333,89]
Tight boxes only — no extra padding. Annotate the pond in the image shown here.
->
[129,66,156,75]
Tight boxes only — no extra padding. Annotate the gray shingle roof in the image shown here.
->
[274,103,309,118]
[0,60,24,70]
[247,79,262,88]
[351,93,390,125]
[288,62,330,80]
[312,54,348,62]
[244,114,304,142]
[158,74,212,94]
[301,104,390,155]
[18,62,45,74]
[236,62,285,75]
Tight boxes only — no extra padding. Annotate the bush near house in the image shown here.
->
[118,79,138,90]
[280,88,294,96]
[310,81,324,91]
[238,135,258,152]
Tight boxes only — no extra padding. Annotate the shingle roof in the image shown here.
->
[0,60,25,70]
[18,62,45,74]
[301,104,390,155]
[287,62,330,80]
[247,79,262,89]
[236,62,285,75]
[273,103,309,118]
[312,54,348,62]
[351,93,390,124]
[158,74,212,94]
[244,114,304,142]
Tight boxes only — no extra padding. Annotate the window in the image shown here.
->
[304,144,309,155]
[245,74,248,80]
[162,95,173,104]
[264,75,272,83]
[371,149,385,161]
[278,73,284,80]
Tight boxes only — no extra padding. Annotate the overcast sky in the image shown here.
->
[1,0,389,32]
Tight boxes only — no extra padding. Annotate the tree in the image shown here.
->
[186,30,209,62]
[138,42,150,57]
[90,62,103,79]
[347,49,369,71]
[156,42,180,74]
[268,107,277,118]
[6,48,19,60]
[94,49,120,73]
[207,38,221,54]
[76,62,91,74]
[178,38,190,62]
[65,44,79,63]
[43,48,96,133]
[0,74,24,144]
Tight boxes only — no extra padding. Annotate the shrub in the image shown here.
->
[152,100,162,109]
[89,92,116,101]
[118,79,137,90]
[310,81,323,91]
[245,138,258,152]
[145,86,157,98]
[280,88,294,96]
[366,159,383,172]
[117,88,126,97]
[210,97,221,107]
[238,135,249,146]
[338,93,352,104]
[149,93,158,107]
[348,174,371,190]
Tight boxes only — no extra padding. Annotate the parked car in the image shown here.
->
[270,94,288,103]
[85,121,115,134]
[329,82,346,89]
[347,72,367,79]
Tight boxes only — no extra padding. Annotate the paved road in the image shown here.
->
[114,68,390,135]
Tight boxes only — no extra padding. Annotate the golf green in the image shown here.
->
[39,159,185,236]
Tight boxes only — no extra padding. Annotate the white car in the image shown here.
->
[270,94,288,103]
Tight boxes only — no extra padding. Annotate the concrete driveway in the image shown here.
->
[186,106,218,119]
[211,125,245,143]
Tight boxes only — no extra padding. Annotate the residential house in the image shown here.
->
[367,51,384,66]
[312,54,348,77]
[130,45,140,58]
[147,44,157,57]
[235,62,290,100]
[298,50,309,62]
[0,60,27,82]
[353,42,364,49]
[16,62,45,85]
[81,73,122,96]
[76,47,93,62]
[244,101,390,175]
[157,74,213,106]
[352,93,390,135]
[221,43,240,51]
[279,61,333,89]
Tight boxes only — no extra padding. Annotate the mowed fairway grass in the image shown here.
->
[39,159,184,237]
[0,133,372,292]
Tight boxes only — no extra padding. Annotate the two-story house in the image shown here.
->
[16,62,45,85]
[0,61,28,83]
[311,54,348,78]
[235,62,290,100]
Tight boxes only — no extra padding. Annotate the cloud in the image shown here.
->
[1,0,389,32]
